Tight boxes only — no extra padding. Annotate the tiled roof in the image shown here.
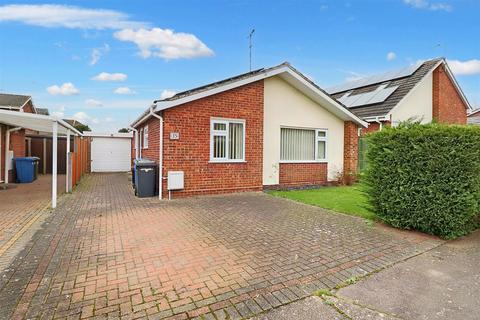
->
[36,108,49,115]
[154,67,268,103]
[330,58,443,119]
[0,93,31,108]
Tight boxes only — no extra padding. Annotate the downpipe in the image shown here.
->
[148,105,164,200]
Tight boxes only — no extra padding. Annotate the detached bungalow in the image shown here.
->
[327,58,472,133]
[131,63,367,199]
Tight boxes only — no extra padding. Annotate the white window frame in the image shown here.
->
[210,118,246,163]
[279,126,328,163]
[143,125,149,149]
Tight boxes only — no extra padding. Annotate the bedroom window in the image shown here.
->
[210,119,245,162]
[280,127,327,162]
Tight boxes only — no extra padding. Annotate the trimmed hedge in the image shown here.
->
[365,123,480,239]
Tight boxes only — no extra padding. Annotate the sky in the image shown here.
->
[0,0,479,132]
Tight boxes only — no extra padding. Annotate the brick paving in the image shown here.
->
[0,173,442,319]
[0,175,65,271]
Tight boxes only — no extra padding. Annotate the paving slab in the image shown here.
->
[337,230,480,320]
[254,296,347,320]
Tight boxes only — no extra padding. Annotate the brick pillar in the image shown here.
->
[343,121,359,177]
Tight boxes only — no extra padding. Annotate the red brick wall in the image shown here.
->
[22,100,35,113]
[360,121,392,136]
[343,121,359,176]
[0,128,26,182]
[279,163,327,186]
[139,117,160,162]
[157,80,264,198]
[433,65,468,124]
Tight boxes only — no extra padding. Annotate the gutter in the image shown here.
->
[147,105,164,200]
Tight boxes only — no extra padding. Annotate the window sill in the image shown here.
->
[279,160,327,164]
[209,160,247,164]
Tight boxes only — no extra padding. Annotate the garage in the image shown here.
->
[85,132,132,172]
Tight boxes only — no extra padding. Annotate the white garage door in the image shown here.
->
[91,137,131,172]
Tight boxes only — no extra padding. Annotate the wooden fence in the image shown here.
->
[71,137,89,187]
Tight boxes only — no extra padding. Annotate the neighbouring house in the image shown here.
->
[0,93,36,182]
[130,62,367,199]
[327,58,472,133]
[467,108,480,125]
[63,119,91,133]
[36,107,50,115]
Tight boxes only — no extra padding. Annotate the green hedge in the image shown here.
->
[365,123,480,239]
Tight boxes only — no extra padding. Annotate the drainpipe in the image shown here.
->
[4,126,22,184]
[148,105,164,200]
[128,126,140,160]
[375,116,383,130]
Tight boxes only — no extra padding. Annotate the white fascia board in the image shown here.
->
[19,97,32,112]
[363,115,390,122]
[443,62,473,111]
[468,108,480,116]
[145,66,367,127]
[385,60,443,119]
[278,70,368,127]
[153,67,286,113]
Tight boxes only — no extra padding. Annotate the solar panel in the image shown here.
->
[337,84,399,108]
[327,62,422,94]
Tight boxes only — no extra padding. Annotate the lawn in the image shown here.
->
[268,184,376,220]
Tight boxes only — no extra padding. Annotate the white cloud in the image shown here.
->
[343,71,365,82]
[114,87,135,95]
[387,52,397,61]
[0,4,147,29]
[85,99,103,107]
[90,43,110,66]
[105,117,115,123]
[447,59,480,76]
[51,111,64,118]
[51,106,65,119]
[47,82,79,96]
[73,111,99,124]
[114,28,214,60]
[403,0,452,12]
[92,72,127,81]
[160,89,177,100]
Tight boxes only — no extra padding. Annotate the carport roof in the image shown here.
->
[0,109,82,135]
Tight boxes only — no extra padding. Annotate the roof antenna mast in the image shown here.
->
[248,28,255,71]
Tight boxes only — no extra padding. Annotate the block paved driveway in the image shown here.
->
[0,175,65,272]
[0,173,442,319]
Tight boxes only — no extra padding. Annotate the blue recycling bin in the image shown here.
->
[15,157,40,183]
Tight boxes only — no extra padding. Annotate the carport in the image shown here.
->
[0,109,84,208]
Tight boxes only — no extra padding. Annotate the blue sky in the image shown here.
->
[0,0,479,131]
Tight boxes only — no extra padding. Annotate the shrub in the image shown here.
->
[364,123,480,239]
